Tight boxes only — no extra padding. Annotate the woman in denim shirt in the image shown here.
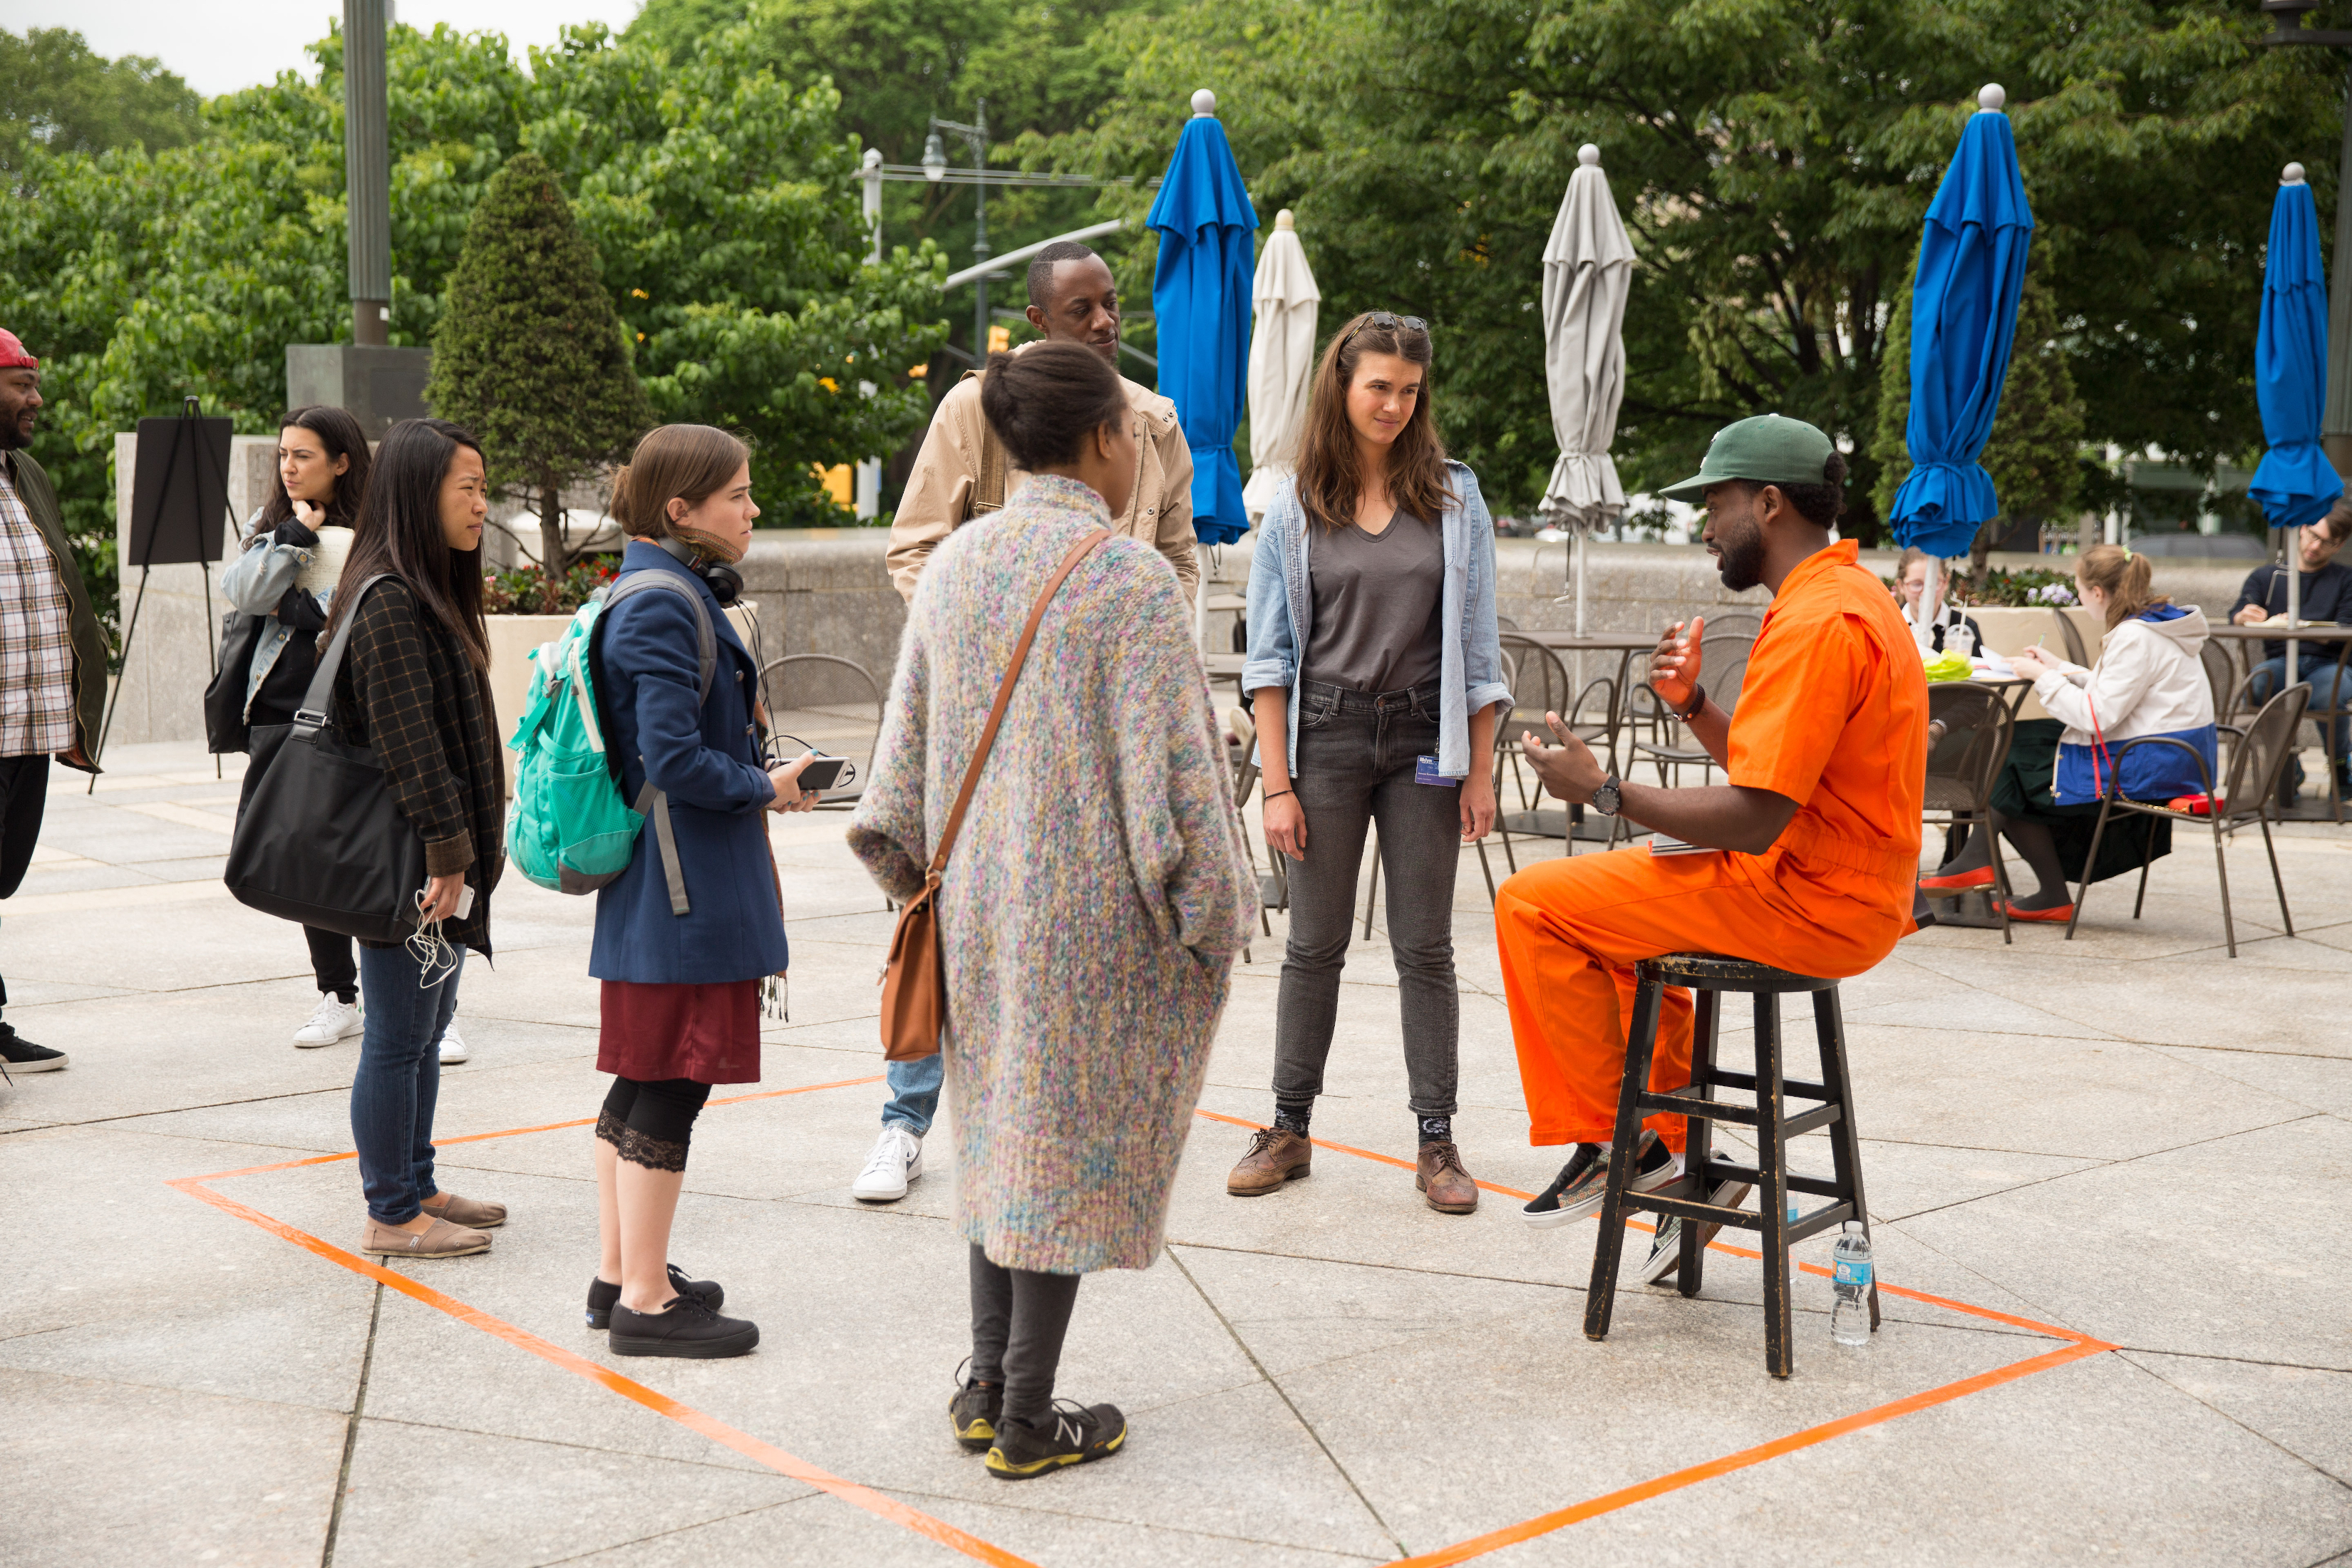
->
[1225,311,1510,1215]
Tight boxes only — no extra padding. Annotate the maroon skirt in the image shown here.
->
[597,979,762,1085]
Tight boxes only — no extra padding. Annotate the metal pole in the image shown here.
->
[2328,60,2352,475]
[856,148,883,520]
[971,100,990,356]
[343,0,391,346]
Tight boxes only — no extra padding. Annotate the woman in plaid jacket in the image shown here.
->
[320,419,509,1262]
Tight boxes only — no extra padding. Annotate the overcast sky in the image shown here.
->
[12,1,648,98]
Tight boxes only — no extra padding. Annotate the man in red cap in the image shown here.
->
[0,329,110,1073]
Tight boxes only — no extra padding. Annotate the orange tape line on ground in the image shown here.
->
[184,1076,887,1184]
[167,1175,1036,1568]
[1191,1110,2101,1343]
[1391,1338,2113,1567]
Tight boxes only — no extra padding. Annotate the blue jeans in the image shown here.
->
[351,944,465,1224]
[2249,654,2352,764]
[881,1052,942,1136]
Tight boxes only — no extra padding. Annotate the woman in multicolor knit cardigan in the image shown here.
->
[850,343,1258,1482]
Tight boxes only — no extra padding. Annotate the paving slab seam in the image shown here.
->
[525,1496,835,1568]
[2113,1351,2352,1493]
[347,1410,808,1480]
[165,1075,2129,1568]
[2104,1344,2352,1376]
[874,1482,1396,1564]
[320,1281,383,1568]
[1164,1245,1409,1558]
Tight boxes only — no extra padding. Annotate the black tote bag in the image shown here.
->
[225,575,429,943]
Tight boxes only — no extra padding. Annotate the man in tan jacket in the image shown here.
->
[885,242,1198,604]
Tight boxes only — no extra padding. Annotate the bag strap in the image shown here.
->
[959,368,1006,518]
[602,571,717,701]
[294,573,396,733]
[926,529,1110,879]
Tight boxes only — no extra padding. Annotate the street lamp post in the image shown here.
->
[2261,1,2352,474]
[924,101,994,356]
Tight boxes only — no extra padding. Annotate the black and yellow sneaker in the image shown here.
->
[950,1374,1003,1453]
[984,1400,1126,1480]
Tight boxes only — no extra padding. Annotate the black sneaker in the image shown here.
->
[984,1400,1126,1480]
[1520,1130,1667,1229]
[608,1294,758,1359]
[0,1026,66,1073]
[585,1264,723,1330]
[950,1363,1003,1453]
[1637,1178,1752,1284]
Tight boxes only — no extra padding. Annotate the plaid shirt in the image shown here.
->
[331,578,505,951]
[0,458,78,758]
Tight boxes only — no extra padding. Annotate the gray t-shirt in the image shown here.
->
[1302,512,1444,693]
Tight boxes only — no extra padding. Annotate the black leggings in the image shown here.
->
[596,1076,713,1173]
[306,926,357,1003]
[969,1243,1082,1427]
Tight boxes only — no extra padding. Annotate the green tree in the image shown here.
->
[1047,0,2339,540]
[1874,269,2087,571]
[0,27,203,173]
[428,152,651,572]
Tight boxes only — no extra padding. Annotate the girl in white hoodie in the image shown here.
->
[1919,546,2216,922]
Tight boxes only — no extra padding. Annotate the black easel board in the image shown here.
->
[128,413,232,567]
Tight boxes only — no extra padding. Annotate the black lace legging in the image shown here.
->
[596,1076,713,1172]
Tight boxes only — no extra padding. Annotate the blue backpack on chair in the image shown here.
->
[503,572,715,909]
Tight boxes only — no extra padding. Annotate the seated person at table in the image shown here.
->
[1894,546,1985,655]
[1921,545,2215,922]
[1494,416,1926,1256]
[2229,500,2352,800]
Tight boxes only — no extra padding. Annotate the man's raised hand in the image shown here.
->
[1519,711,1606,804]
[1649,616,1704,712]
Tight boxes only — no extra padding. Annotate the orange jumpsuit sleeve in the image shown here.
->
[1726,613,1864,806]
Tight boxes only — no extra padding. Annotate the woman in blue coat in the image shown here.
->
[586,423,819,1359]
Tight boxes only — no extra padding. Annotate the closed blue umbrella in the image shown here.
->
[1148,88,1259,548]
[2249,163,2343,531]
[1892,84,2035,620]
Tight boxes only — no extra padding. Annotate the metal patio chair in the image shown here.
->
[758,654,882,812]
[1920,683,2018,944]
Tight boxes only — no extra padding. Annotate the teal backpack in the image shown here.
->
[504,572,715,912]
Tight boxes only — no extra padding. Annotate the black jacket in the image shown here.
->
[2230,562,2352,664]
[2,449,111,770]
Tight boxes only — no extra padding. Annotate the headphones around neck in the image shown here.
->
[654,534,742,606]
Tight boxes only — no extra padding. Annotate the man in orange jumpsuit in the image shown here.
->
[1495,414,1926,1275]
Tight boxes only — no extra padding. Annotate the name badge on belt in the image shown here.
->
[1415,755,1457,788]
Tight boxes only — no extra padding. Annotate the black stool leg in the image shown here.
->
[1754,990,1793,1378]
[1584,967,1665,1341]
[1812,986,1879,1332]
[1676,985,1719,1297]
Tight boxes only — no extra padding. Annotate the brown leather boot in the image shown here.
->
[1416,1141,1479,1214]
[1227,1126,1312,1195]
[420,1190,507,1229]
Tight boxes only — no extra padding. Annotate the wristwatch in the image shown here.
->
[1590,773,1622,817]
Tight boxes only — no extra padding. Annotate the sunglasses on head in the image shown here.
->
[1342,311,1428,346]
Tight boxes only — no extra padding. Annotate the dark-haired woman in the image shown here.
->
[587,423,819,1360]
[325,418,508,1262]
[219,406,381,1051]
[852,344,1256,1478]
[1228,311,1508,1216]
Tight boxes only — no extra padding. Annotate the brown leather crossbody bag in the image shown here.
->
[879,527,1110,1061]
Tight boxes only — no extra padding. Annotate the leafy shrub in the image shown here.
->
[483,557,618,617]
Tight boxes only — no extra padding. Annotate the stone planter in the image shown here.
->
[485,603,760,786]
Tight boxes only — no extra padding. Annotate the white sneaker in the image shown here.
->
[851,1125,923,1203]
[294,994,363,1048]
[438,1020,468,1066]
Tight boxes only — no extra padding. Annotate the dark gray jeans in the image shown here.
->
[1274,679,1460,1119]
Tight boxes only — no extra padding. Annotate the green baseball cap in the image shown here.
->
[1657,414,1835,502]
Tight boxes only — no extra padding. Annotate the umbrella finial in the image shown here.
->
[1976,83,2006,112]
[2284,162,2309,185]
[1192,88,1217,118]
[1274,208,1295,231]
[1577,143,1600,167]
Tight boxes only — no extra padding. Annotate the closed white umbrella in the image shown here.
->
[1242,209,1321,522]
[1537,145,1636,637]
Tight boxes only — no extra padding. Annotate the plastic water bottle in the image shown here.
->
[1830,1222,1874,1346]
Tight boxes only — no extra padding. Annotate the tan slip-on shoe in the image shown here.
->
[420,1190,507,1229]
[1227,1126,1312,1195]
[362,1215,492,1259]
[1415,1141,1480,1214]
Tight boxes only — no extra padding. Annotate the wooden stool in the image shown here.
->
[1582,952,1879,1378]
